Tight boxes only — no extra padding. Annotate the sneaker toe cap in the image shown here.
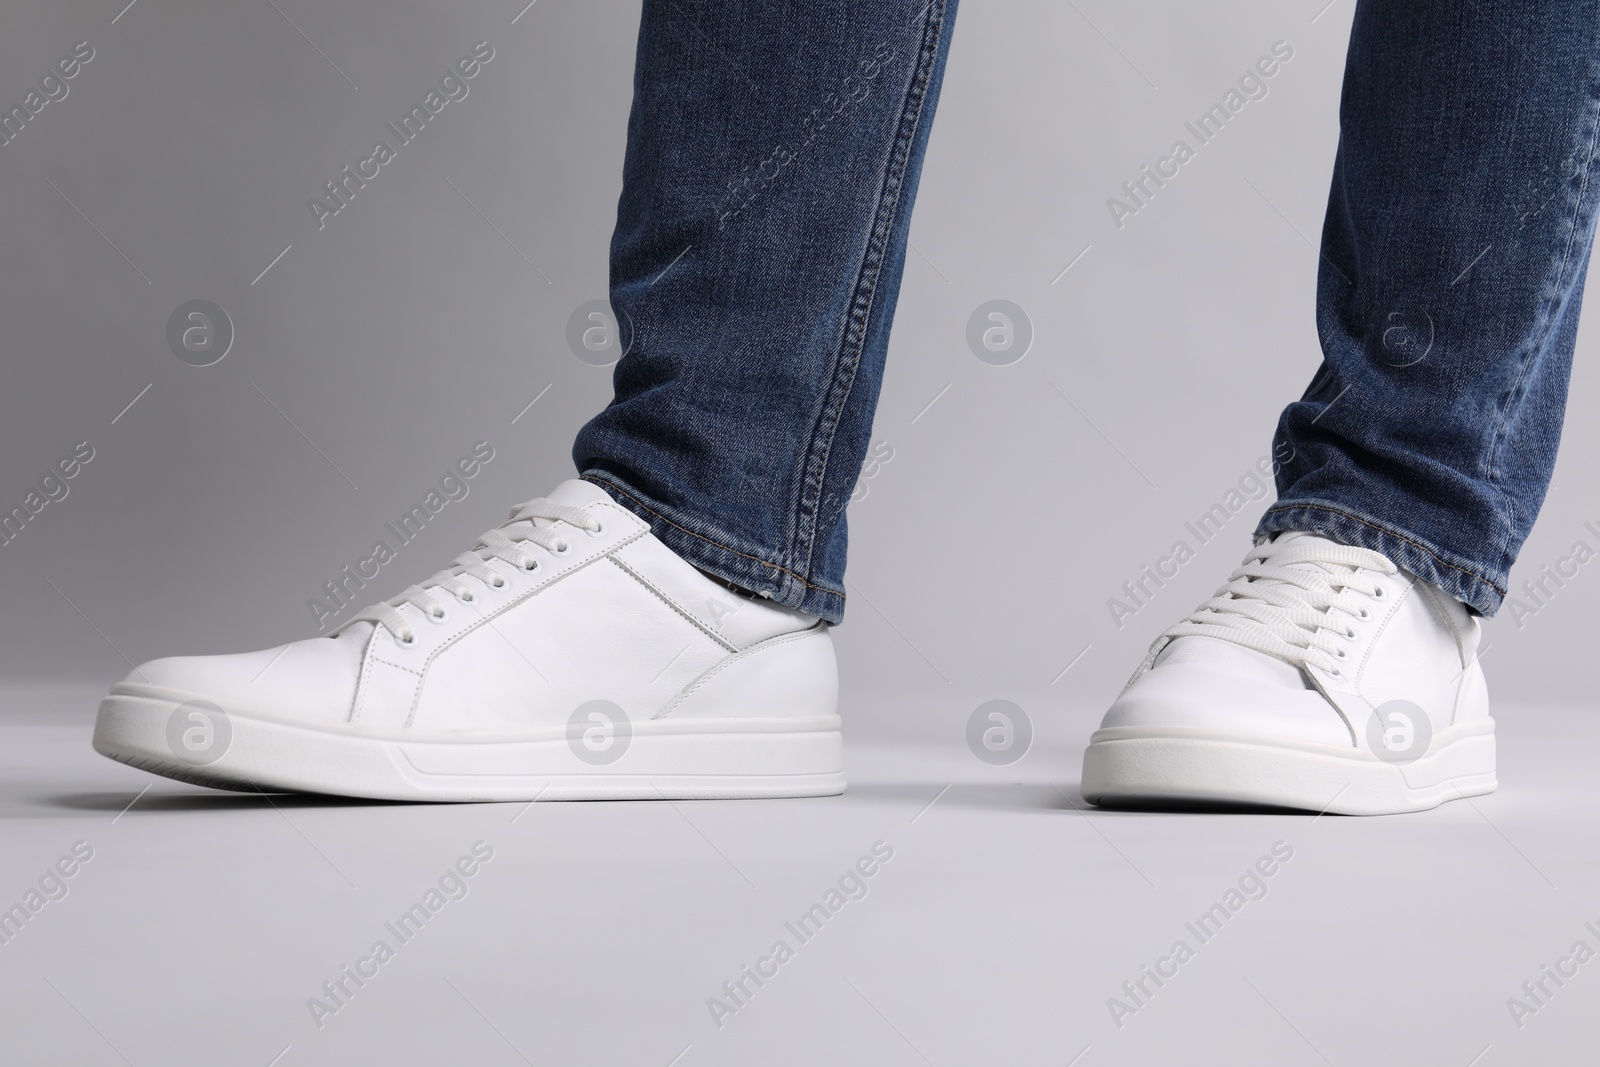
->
[123,632,366,723]
[1101,661,1356,748]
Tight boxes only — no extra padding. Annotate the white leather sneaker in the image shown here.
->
[1081,532,1495,815]
[93,480,843,801]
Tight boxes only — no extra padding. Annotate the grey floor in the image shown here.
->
[1,686,1595,1066]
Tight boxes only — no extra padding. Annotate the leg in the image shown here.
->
[1261,0,1600,612]
[1085,0,1600,815]
[91,2,962,801]
[575,0,961,623]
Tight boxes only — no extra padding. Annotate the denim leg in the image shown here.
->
[1258,0,1600,615]
[572,0,959,623]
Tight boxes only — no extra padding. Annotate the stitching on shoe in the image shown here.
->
[352,523,647,728]
[399,528,650,727]
[607,554,741,653]
[653,624,826,720]
[1354,581,1407,692]
[354,655,423,725]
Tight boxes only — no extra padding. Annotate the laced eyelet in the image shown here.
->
[395,631,416,648]
[522,557,540,572]
[552,540,571,555]
[456,590,476,604]
[585,522,606,538]
[428,607,447,624]
[1358,608,1370,619]
[1373,586,1385,599]
[1345,628,1356,640]
[489,575,507,589]
[1334,648,1347,659]
[1327,667,1341,677]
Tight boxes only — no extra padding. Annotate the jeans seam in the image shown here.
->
[1482,41,1600,575]
[785,0,949,581]
[1261,500,1507,596]
[581,474,846,603]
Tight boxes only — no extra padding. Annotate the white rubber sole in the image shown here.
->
[1080,720,1496,816]
[93,690,845,802]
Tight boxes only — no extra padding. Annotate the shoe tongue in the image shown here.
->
[1147,531,1351,680]
[541,479,615,510]
[1259,530,1356,579]
[498,479,615,535]
[327,619,378,646]
[1153,634,1310,688]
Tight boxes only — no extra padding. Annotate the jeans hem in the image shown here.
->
[1256,500,1508,616]
[580,472,847,624]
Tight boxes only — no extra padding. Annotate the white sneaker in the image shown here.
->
[93,480,843,801]
[1081,532,1495,815]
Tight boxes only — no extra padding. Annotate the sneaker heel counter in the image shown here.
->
[661,624,838,720]
[1449,607,1489,724]
[1419,583,1490,727]
[1454,646,1491,726]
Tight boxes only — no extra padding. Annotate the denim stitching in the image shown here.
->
[1262,501,1507,596]
[787,1,949,589]
[581,475,846,603]
[1482,35,1600,578]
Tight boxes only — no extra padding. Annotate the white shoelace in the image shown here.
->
[1159,535,1399,675]
[337,498,601,645]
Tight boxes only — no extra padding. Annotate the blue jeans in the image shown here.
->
[576,0,1600,623]
[1258,0,1600,616]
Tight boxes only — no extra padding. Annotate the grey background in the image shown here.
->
[3,2,1599,1065]
[4,0,1597,725]
[4,0,1599,719]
